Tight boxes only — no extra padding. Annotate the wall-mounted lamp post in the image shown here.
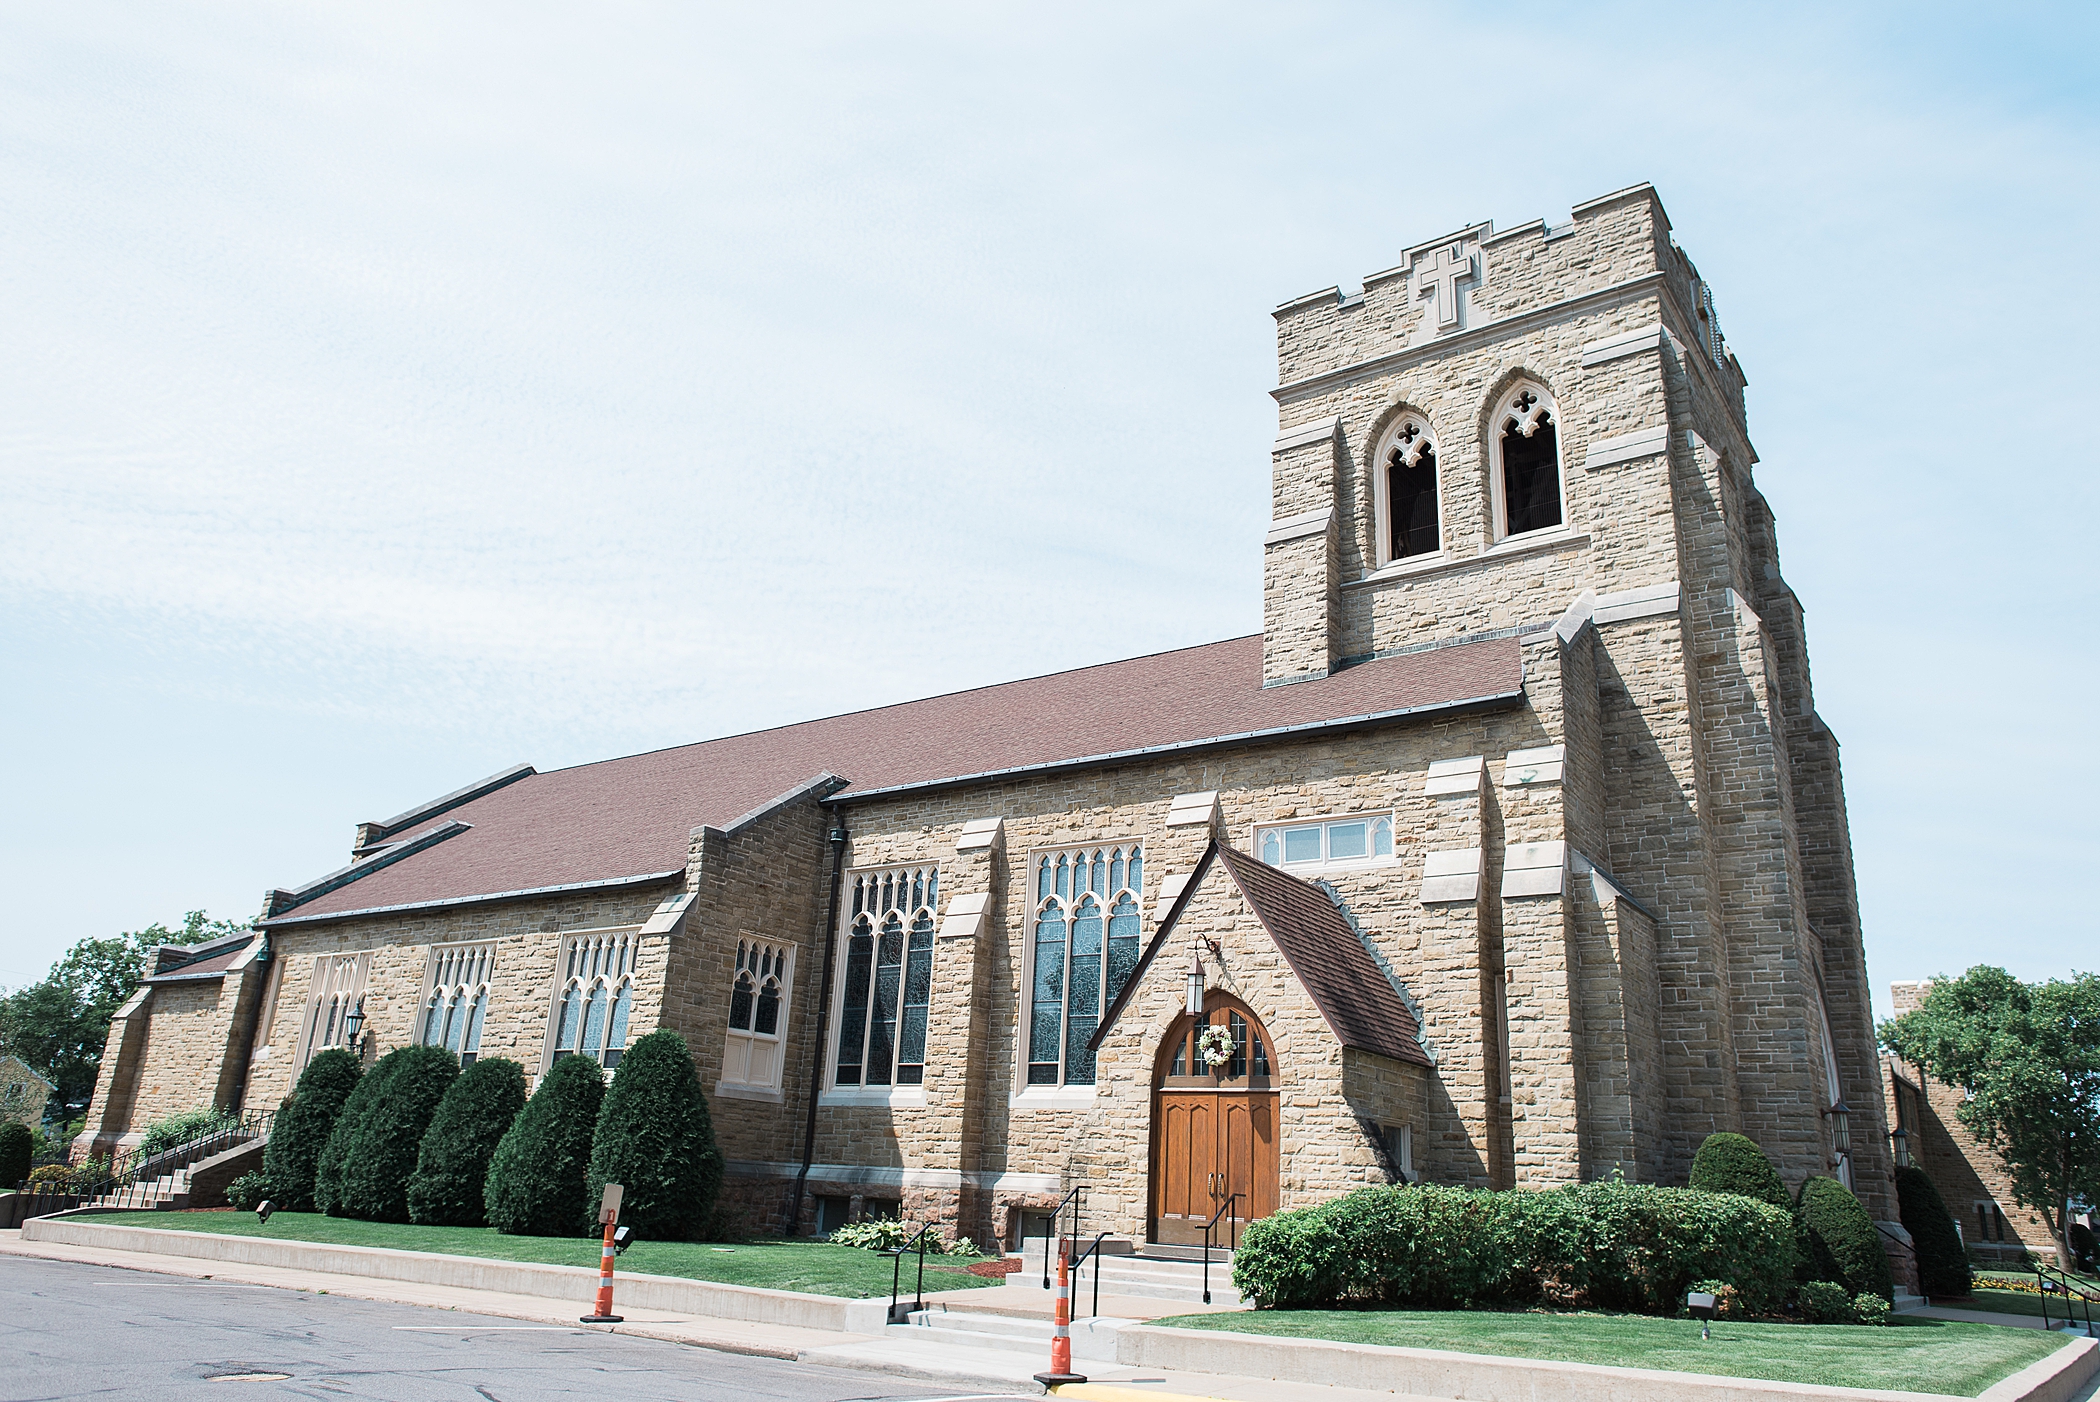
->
[1889,1125,1911,1170]
[341,997,367,1047]
[1822,1100,1852,1167]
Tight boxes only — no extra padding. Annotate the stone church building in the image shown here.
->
[82,183,1895,1244]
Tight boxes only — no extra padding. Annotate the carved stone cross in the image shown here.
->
[1413,242,1476,329]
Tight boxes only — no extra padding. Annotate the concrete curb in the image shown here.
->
[20,1218,892,1334]
[1115,1324,2099,1402]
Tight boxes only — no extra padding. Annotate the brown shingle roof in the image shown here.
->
[1213,843,1433,1067]
[265,632,1522,924]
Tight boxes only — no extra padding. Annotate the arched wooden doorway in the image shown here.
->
[1150,995,1281,1246]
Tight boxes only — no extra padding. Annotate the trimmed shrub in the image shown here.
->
[1893,1166,1971,1297]
[586,1030,722,1241]
[407,1058,527,1226]
[1232,1179,1796,1314]
[485,1054,604,1236]
[1797,1175,1895,1302]
[1799,1279,1855,1323]
[1852,1291,1892,1325]
[264,1048,363,1211]
[137,1106,239,1159]
[321,1044,458,1222]
[225,1170,273,1211]
[1688,1132,1791,1213]
[0,1121,31,1186]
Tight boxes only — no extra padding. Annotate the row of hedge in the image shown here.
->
[236,1029,722,1239]
[1235,1133,1911,1317]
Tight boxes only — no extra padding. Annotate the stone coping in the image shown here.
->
[1114,1323,2098,1402]
[19,1216,892,1333]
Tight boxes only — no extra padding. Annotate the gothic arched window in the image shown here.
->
[1378,415,1441,562]
[548,928,637,1071]
[420,941,495,1065]
[1028,844,1144,1087]
[833,865,938,1089]
[723,938,795,1094]
[1492,383,1564,539]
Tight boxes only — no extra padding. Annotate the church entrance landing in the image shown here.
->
[1151,995,1280,1246]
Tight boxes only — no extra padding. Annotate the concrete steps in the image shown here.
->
[1004,1245,1243,1306]
[885,1303,1138,1363]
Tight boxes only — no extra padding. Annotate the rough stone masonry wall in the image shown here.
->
[659,790,833,1236]
[241,884,670,1113]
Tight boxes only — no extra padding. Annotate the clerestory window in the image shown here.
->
[418,942,495,1066]
[1256,813,1394,871]
[1492,384,1564,539]
[548,928,636,1070]
[1027,845,1144,1087]
[722,938,795,1094]
[1379,415,1441,562]
[834,865,938,1088]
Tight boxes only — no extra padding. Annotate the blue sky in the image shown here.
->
[2,2,2092,1000]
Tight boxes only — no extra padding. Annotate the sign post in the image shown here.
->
[581,1184,625,1324]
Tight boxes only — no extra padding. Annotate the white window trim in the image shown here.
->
[718,937,796,1099]
[1370,412,1444,568]
[1252,812,1399,873]
[1018,841,1147,1094]
[1488,381,1568,545]
[416,940,497,1064]
[541,924,642,1074]
[296,952,371,1069]
[826,862,940,1094]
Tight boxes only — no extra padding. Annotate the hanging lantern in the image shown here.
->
[1185,951,1205,1019]
[1823,1100,1852,1163]
[1889,1125,1911,1170]
[342,997,367,1046]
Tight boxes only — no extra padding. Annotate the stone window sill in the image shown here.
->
[1010,1087,1103,1110]
[1343,532,1587,591]
[715,1081,785,1104]
[821,1086,928,1108]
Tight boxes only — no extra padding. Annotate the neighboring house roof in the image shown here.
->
[0,1055,56,1092]
[264,632,1523,925]
[1211,843,1435,1068]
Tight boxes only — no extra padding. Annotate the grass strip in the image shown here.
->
[68,1209,996,1299]
[1148,1307,2069,1396]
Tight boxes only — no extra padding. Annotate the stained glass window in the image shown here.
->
[422,943,496,1066]
[549,928,638,1069]
[834,865,938,1088]
[1028,845,1144,1086]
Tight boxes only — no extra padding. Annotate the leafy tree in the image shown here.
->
[0,912,247,1117]
[321,1044,458,1222]
[1796,1175,1894,1302]
[485,1054,603,1236]
[407,1058,527,1226]
[263,1048,362,1210]
[1881,967,2100,1269]
[0,1121,32,1186]
[1893,1165,1971,1297]
[1688,1131,1792,1211]
[587,1030,722,1240]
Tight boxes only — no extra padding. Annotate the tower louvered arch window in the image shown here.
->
[1494,384,1564,538]
[834,866,937,1088]
[419,942,495,1065]
[1381,416,1441,560]
[1029,844,1143,1086]
[549,929,636,1070]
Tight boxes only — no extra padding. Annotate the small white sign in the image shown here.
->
[599,1183,624,1223]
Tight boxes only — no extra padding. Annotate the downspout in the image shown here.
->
[788,810,849,1236]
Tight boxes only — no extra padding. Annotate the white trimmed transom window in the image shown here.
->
[1256,813,1394,871]
[834,865,938,1088]
[1028,844,1144,1087]
[723,938,795,1094]
[418,942,495,1065]
[548,929,636,1070]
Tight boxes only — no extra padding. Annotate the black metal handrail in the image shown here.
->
[13,1108,274,1216]
[1201,1192,1242,1305]
[2035,1260,2098,1337]
[1036,1184,1086,1288]
[887,1222,940,1325]
[1070,1230,1112,1321]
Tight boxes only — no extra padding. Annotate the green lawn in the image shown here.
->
[1949,1287,2099,1323]
[71,1210,997,1299]
[1149,1308,2071,1397]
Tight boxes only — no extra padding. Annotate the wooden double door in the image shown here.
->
[1151,999,1281,1246]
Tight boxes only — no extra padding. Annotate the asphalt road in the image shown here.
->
[0,1255,1030,1402]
